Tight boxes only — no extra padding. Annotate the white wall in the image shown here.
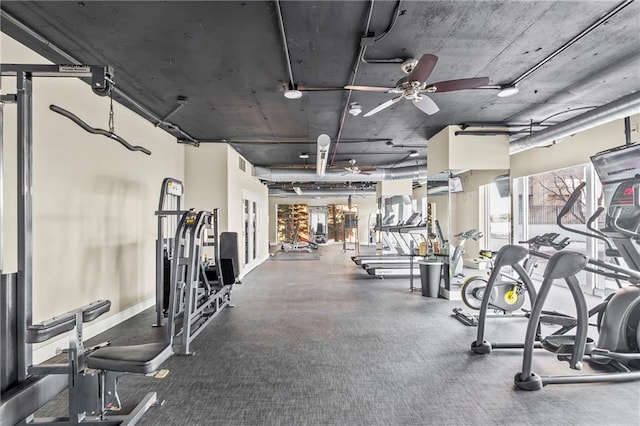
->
[1,34,184,326]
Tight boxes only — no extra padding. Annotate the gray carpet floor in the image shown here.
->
[38,244,639,425]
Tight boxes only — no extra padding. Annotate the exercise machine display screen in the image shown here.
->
[591,144,640,185]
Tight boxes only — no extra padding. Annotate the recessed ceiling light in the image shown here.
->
[409,151,419,157]
[497,85,519,97]
[299,153,309,159]
[284,89,303,99]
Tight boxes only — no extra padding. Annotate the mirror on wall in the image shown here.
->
[276,204,309,244]
[309,206,327,244]
[429,169,511,299]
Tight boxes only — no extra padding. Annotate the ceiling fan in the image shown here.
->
[343,159,372,175]
[346,54,490,117]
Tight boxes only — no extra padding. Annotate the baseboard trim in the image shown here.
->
[239,254,269,279]
[33,296,155,364]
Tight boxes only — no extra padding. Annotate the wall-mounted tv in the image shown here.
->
[494,174,510,198]
[591,144,640,185]
[449,176,463,193]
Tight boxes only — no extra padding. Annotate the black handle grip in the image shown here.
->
[557,181,587,219]
[50,104,151,155]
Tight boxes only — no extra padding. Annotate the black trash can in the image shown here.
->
[418,261,443,298]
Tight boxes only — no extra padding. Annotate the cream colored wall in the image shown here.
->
[427,127,449,175]
[510,117,639,178]
[448,127,510,170]
[1,34,184,323]
[183,144,270,272]
[226,147,270,267]
[184,144,229,230]
[376,179,412,196]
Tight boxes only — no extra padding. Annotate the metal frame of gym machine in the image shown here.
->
[165,208,233,355]
[0,64,172,425]
[154,177,185,328]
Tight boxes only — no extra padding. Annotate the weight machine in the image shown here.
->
[0,63,171,424]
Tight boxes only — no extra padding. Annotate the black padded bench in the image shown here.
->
[88,342,173,374]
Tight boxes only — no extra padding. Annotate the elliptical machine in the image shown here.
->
[515,145,640,390]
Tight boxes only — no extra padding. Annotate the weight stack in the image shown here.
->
[220,232,239,285]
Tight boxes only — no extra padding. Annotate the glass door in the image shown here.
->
[242,191,260,268]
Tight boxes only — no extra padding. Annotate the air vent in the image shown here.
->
[239,157,246,172]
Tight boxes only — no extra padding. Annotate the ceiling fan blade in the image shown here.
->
[413,95,440,115]
[427,77,490,92]
[407,54,438,83]
[297,85,346,92]
[345,85,395,92]
[363,96,403,117]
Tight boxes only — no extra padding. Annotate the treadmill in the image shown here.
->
[353,213,424,267]
[361,218,431,277]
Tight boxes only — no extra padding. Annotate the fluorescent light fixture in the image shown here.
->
[316,134,331,177]
[409,151,419,157]
[284,88,303,99]
[497,85,519,97]
[299,152,309,159]
[293,186,303,195]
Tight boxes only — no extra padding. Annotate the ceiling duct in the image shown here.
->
[509,92,640,154]
[255,165,426,183]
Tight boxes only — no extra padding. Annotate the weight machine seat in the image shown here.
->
[87,342,173,375]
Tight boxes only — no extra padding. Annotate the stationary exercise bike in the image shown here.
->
[450,229,483,278]
[460,233,570,312]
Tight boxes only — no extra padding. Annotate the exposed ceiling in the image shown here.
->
[1,1,639,194]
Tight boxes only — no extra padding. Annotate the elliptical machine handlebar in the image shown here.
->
[454,229,483,240]
[518,233,569,251]
[557,182,618,250]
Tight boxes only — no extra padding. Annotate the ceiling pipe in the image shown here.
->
[275,0,301,99]
[255,165,426,182]
[330,0,376,166]
[509,92,640,154]
[499,0,635,93]
[270,189,376,198]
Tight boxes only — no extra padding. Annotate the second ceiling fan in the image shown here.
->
[346,54,490,117]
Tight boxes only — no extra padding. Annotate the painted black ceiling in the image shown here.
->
[2,1,639,185]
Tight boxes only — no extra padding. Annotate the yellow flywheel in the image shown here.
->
[504,289,519,305]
